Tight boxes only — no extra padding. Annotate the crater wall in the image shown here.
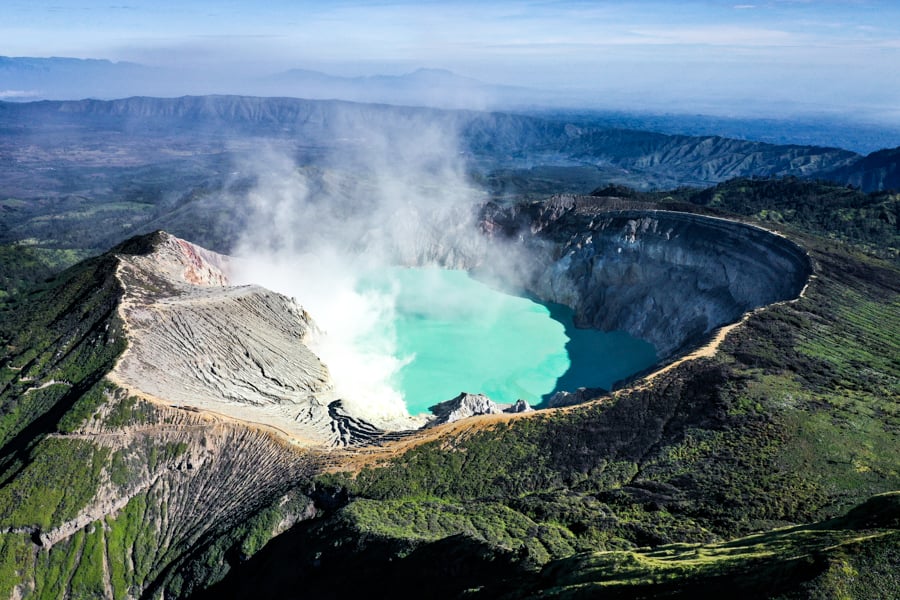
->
[484,196,812,359]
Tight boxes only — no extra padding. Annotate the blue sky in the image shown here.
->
[3,1,900,117]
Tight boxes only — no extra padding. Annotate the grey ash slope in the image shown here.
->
[109,231,409,446]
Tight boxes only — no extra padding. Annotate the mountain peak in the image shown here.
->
[114,231,229,287]
[111,230,171,256]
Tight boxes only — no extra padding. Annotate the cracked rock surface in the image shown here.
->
[110,231,380,446]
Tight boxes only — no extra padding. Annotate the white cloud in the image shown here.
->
[3,0,899,118]
[628,25,797,46]
[0,89,41,99]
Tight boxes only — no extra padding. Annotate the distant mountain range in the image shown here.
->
[0,56,163,101]
[2,94,896,192]
[822,146,900,192]
[3,56,900,153]
[0,56,536,109]
[264,67,535,109]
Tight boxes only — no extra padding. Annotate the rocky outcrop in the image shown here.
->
[507,399,534,414]
[428,392,533,426]
[430,393,502,424]
[483,196,812,359]
[546,387,608,409]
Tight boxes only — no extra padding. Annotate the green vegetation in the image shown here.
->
[55,380,112,434]
[147,441,189,472]
[229,183,897,598]
[103,394,157,428]
[101,493,165,598]
[0,534,32,599]
[345,497,576,562]
[0,438,109,529]
[0,244,91,310]
[68,524,107,598]
[581,177,900,263]
[0,251,126,449]
[0,175,897,598]
[34,529,82,600]
[672,177,900,262]
[531,499,900,598]
[197,493,899,599]
[105,495,148,599]
[518,493,900,598]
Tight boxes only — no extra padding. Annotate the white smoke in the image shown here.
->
[230,116,490,428]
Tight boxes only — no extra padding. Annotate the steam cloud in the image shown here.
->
[230,116,492,428]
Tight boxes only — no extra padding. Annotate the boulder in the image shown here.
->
[429,392,503,425]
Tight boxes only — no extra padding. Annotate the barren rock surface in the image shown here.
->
[483,196,812,359]
[109,232,380,446]
[428,392,534,426]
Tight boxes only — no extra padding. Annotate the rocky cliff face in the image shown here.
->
[483,196,811,359]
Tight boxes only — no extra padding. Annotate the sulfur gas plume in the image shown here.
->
[230,117,494,428]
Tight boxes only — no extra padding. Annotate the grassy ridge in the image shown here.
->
[0,253,126,449]
[531,494,900,599]
[672,177,900,263]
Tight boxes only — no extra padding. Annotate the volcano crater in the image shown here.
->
[108,197,811,446]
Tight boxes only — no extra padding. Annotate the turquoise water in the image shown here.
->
[361,268,658,415]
